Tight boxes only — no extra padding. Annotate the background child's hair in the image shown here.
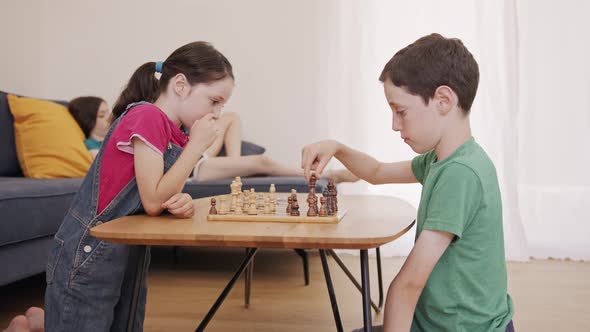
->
[112,41,234,121]
[379,33,479,113]
[68,96,105,138]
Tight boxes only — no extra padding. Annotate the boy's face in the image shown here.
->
[383,79,444,154]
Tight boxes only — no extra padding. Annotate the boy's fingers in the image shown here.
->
[315,157,330,176]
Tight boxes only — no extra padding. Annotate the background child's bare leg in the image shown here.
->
[195,155,302,181]
[195,155,358,183]
[205,112,241,157]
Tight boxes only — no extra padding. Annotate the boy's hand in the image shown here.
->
[301,140,340,182]
[189,113,220,152]
[161,193,194,218]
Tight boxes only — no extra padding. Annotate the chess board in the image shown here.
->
[207,193,346,224]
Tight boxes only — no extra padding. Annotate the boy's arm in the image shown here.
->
[383,230,454,331]
[301,139,417,184]
[335,144,417,184]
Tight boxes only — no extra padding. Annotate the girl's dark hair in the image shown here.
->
[68,96,105,138]
[111,41,234,121]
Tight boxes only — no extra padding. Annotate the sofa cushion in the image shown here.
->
[0,177,82,246]
[8,94,93,178]
[0,91,23,177]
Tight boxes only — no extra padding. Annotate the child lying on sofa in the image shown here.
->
[68,96,357,183]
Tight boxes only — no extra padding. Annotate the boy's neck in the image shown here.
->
[434,119,472,162]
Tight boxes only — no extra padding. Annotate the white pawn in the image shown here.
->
[257,193,265,208]
[248,195,258,215]
[235,198,243,215]
[264,196,272,215]
[218,196,228,215]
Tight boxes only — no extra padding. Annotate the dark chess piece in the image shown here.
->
[319,196,328,217]
[328,179,338,213]
[209,198,217,215]
[290,194,300,216]
[307,195,318,216]
[287,195,293,214]
[309,173,318,188]
[323,188,333,215]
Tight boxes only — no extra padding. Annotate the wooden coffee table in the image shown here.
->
[91,194,416,332]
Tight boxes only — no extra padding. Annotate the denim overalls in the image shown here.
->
[45,102,184,331]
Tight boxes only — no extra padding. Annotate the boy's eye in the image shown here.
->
[211,99,220,105]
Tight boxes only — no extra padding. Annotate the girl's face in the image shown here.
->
[178,76,234,128]
[92,101,111,138]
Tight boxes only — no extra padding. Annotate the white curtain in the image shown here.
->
[321,0,590,261]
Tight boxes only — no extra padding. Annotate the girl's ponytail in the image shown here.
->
[111,61,160,121]
[111,42,233,122]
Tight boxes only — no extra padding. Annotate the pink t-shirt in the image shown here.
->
[97,104,189,214]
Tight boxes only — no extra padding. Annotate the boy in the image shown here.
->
[301,33,514,331]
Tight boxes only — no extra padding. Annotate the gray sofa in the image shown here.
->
[0,90,324,286]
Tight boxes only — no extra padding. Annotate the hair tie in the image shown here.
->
[155,61,164,73]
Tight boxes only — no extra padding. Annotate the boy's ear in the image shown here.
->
[433,85,457,115]
[172,73,190,98]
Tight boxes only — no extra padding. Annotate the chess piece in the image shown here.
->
[328,179,338,213]
[248,195,258,215]
[307,194,318,216]
[287,195,293,214]
[290,194,300,216]
[219,196,227,215]
[264,196,272,214]
[257,193,265,208]
[269,183,276,198]
[209,198,217,215]
[235,176,243,192]
[235,197,243,215]
[230,181,238,211]
[319,196,328,217]
[323,188,332,215]
[307,173,318,215]
[270,196,276,213]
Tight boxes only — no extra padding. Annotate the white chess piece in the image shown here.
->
[219,196,227,215]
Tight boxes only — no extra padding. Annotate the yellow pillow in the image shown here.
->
[7,94,93,178]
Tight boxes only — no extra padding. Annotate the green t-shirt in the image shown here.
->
[410,138,514,332]
[84,137,102,150]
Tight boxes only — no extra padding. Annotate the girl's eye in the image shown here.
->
[211,99,219,105]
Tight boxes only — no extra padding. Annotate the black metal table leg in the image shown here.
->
[196,248,259,332]
[319,249,343,332]
[294,249,310,285]
[376,247,383,308]
[127,245,149,332]
[327,249,380,312]
[360,249,372,332]
[244,248,253,308]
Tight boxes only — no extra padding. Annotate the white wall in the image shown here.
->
[0,0,332,168]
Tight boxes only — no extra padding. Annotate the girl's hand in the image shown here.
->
[161,193,194,218]
[189,113,220,151]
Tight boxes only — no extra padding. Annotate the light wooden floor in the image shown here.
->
[1,247,589,331]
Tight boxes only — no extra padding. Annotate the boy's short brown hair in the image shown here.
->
[379,33,479,113]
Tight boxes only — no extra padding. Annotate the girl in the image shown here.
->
[66,97,357,182]
[44,41,230,331]
[68,96,111,159]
